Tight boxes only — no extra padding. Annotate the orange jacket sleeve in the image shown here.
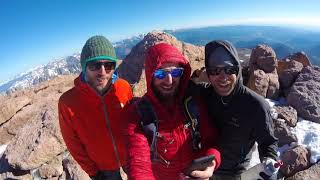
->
[58,99,98,176]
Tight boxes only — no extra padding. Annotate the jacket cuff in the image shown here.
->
[205,148,221,171]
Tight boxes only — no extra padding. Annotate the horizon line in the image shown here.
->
[1,22,320,84]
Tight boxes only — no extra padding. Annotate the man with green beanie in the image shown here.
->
[59,35,133,180]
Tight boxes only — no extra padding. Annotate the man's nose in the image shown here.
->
[218,70,228,78]
[97,65,107,74]
[163,74,173,84]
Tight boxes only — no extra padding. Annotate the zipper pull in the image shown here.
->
[184,122,191,129]
[158,153,170,167]
[168,139,175,145]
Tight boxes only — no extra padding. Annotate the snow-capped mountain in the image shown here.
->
[0,34,145,94]
[114,34,145,59]
[0,54,81,94]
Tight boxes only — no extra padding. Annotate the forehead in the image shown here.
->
[159,62,181,69]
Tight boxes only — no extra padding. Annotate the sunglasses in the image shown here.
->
[206,66,238,76]
[154,67,184,79]
[87,61,116,71]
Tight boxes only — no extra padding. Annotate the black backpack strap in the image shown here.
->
[184,96,202,150]
[134,97,158,161]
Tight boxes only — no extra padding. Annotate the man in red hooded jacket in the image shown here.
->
[59,35,133,179]
[125,43,221,180]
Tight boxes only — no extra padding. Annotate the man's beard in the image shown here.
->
[152,83,179,102]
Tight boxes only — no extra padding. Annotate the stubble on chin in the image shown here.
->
[152,85,179,102]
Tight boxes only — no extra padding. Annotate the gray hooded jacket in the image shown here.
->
[187,40,278,175]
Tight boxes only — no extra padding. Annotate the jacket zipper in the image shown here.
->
[101,92,121,168]
[157,153,170,167]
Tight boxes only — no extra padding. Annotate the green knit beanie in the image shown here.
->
[80,35,117,72]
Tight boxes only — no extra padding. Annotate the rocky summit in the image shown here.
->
[0,31,319,179]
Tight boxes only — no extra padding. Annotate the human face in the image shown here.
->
[152,63,182,101]
[86,60,115,94]
[207,65,237,96]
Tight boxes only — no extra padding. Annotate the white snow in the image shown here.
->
[249,98,320,167]
[0,55,81,93]
[265,98,320,164]
[291,118,320,163]
[0,144,7,157]
[248,142,261,168]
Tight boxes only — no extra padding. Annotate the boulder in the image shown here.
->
[0,75,74,144]
[273,119,297,146]
[266,71,280,100]
[247,69,279,100]
[247,44,280,99]
[190,67,210,84]
[278,60,303,90]
[0,104,38,144]
[284,51,312,67]
[247,69,269,97]
[280,145,311,177]
[286,162,320,180]
[0,96,32,125]
[38,155,63,179]
[62,153,91,180]
[5,104,66,170]
[0,172,32,180]
[273,105,298,127]
[277,60,287,75]
[287,66,320,123]
[249,44,278,73]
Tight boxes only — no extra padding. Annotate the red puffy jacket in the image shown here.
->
[59,76,132,176]
[125,43,221,180]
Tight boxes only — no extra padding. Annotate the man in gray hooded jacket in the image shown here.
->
[187,40,279,180]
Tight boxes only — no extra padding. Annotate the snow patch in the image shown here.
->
[0,144,8,157]
[248,142,260,169]
[291,119,320,163]
[266,97,320,164]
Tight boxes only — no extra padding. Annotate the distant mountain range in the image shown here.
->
[1,25,320,93]
[114,25,320,65]
[0,54,81,94]
[166,26,320,65]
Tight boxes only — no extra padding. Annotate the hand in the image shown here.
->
[262,158,281,178]
[189,159,216,180]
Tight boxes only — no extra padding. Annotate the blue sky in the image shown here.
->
[1,0,320,83]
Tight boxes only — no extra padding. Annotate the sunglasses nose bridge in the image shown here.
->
[163,72,173,83]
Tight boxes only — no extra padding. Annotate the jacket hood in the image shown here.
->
[145,43,191,103]
[204,40,244,101]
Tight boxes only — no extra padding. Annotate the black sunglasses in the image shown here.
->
[87,61,116,71]
[206,66,238,76]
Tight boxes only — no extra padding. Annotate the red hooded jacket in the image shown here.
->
[59,76,133,176]
[125,43,221,180]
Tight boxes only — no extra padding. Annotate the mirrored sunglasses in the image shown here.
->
[87,61,116,71]
[206,66,238,76]
[154,67,184,79]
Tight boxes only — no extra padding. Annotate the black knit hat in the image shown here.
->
[205,40,240,68]
[80,35,117,72]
